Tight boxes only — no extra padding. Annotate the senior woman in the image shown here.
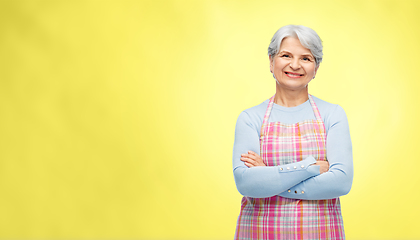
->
[232,25,353,240]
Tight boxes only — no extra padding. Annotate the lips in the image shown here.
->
[285,71,304,78]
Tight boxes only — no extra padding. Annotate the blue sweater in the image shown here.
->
[232,95,353,200]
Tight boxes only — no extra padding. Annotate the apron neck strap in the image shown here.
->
[260,95,275,137]
[308,94,323,121]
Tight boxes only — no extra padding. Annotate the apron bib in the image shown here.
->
[234,95,345,240]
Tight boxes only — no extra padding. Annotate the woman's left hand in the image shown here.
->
[241,151,266,167]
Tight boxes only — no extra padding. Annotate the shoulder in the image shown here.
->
[235,99,268,130]
[242,100,268,118]
[311,95,338,113]
[311,95,349,130]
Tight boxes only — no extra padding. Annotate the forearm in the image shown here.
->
[278,167,352,200]
[234,156,320,198]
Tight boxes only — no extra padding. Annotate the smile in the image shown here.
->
[285,72,304,78]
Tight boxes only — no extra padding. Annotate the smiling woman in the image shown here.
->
[232,25,353,240]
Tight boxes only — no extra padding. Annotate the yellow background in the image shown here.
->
[0,0,419,239]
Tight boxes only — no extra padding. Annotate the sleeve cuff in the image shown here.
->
[277,156,320,176]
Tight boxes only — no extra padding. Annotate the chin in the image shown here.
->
[277,82,308,91]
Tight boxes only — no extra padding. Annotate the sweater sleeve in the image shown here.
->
[233,111,321,198]
[278,105,353,200]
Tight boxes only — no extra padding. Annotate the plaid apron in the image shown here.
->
[234,95,344,240]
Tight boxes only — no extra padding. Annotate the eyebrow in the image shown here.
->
[279,51,314,58]
[278,50,292,55]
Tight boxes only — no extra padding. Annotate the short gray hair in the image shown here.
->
[268,25,323,67]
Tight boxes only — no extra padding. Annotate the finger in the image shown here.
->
[242,154,256,160]
[241,157,255,162]
[241,157,256,164]
[244,162,254,168]
[248,151,258,156]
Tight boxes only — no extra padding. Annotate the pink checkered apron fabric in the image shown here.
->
[234,95,344,240]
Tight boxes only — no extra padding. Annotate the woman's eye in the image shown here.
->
[302,57,311,61]
[281,54,290,58]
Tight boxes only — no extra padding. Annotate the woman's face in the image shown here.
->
[270,37,318,91]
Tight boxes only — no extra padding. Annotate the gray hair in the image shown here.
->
[268,25,323,67]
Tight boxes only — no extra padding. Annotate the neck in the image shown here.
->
[274,86,309,107]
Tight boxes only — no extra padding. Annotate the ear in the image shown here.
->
[269,55,274,73]
[314,65,319,76]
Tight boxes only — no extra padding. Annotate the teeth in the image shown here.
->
[286,72,301,76]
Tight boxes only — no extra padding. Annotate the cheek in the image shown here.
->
[304,65,316,74]
[274,60,288,70]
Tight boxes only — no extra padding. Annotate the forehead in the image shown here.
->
[279,37,312,55]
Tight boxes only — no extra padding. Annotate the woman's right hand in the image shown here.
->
[312,161,329,174]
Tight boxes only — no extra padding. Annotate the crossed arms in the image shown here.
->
[232,106,353,200]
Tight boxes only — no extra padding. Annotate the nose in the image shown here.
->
[289,58,300,70]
